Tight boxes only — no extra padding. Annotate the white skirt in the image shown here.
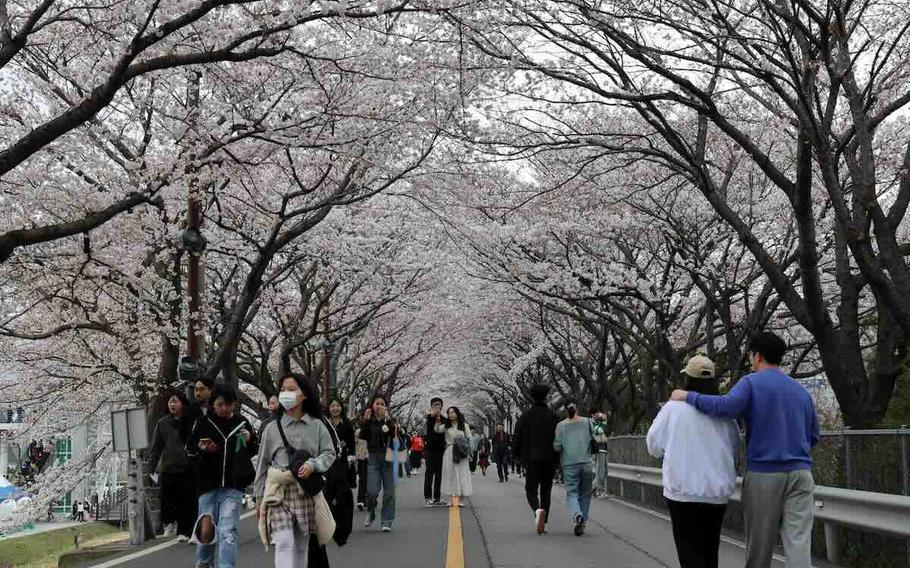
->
[441,445,473,497]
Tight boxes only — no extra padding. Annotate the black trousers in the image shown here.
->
[356,459,368,504]
[160,471,196,537]
[665,498,727,568]
[424,451,444,501]
[495,455,510,481]
[523,460,556,521]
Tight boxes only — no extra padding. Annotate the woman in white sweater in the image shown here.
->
[647,355,740,568]
[439,406,473,507]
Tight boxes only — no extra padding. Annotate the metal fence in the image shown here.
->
[607,430,910,568]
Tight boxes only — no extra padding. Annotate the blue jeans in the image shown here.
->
[563,461,595,522]
[194,488,243,568]
[367,454,396,525]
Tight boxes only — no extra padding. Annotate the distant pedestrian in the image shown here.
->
[354,408,371,511]
[257,396,280,441]
[492,425,511,482]
[671,333,820,568]
[424,397,446,507]
[591,412,609,498]
[650,355,740,568]
[359,394,398,531]
[147,388,196,541]
[188,384,258,568]
[254,373,336,568]
[512,383,559,535]
[76,500,85,522]
[553,402,596,536]
[440,407,473,507]
[468,428,482,474]
[478,434,491,476]
[409,434,424,473]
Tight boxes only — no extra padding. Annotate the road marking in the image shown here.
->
[89,510,257,567]
[445,502,465,568]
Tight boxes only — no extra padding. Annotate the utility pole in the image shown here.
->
[185,70,205,362]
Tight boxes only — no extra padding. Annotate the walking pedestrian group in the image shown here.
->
[150,329,817,568]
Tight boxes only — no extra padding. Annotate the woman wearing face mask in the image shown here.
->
[440,406,473,507]
[553,401,596,537]
[254,374,336,568]
[357,395,397,531]
[186,384,258,568]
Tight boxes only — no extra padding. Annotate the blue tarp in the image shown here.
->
[0,475,23,500]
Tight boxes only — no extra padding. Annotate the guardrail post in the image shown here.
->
[824,522,841,564]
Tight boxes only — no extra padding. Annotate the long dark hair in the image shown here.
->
[327,397,349,424]
[279,373,322,418]
[165,388,191,441]
[445,406,466,431]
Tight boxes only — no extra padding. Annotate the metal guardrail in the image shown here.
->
[608,462,910,565]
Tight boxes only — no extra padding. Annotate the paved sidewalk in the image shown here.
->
[471,472,785,568]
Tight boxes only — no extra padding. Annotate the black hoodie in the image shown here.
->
[187,413,258,494]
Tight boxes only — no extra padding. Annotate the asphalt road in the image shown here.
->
[84,468,784,568]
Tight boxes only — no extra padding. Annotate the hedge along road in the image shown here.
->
[80,472,786,567]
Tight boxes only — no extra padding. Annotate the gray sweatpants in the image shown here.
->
[594,452,609,493]
[743,469,815,568]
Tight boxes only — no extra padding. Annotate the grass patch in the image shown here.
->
[0,522,127,568]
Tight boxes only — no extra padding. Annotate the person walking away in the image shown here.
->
[478,434,491,476]
[650,356,740,568]
[671,332,820,568]
[76,500,85,522]
[147,389,196,541]
[354,408,371,511]
[492,425,511,482]
[359,395,398,531]
[254,373,336,568]
[440,407,473,507]
[591,411,610,498]
[409,434,424,473]
[424,397,446,507]
[325,398,356,547]
[468,428,482,474]
[187,384,258,568]
[512,383,559,535]
[553,402,596,536]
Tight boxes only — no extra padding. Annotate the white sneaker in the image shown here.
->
[381,525,392,532]
[176,534,189,543]
[425,499,434,508]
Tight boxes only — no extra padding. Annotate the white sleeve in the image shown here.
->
[727,420,742,452]
[646,406,670,459]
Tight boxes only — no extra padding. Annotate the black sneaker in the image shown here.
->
[573,515,584,537]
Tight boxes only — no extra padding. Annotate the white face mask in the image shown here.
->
[278,391,300,410]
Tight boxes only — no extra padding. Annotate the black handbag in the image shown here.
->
[276,418,326,496]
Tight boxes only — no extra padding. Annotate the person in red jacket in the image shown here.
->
[410,435,424,472]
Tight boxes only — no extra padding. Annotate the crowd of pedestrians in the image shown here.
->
[141,330,817,568]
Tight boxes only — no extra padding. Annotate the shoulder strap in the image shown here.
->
[320,417,342,456]
[275,416,295,453]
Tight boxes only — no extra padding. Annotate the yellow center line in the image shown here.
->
[445,499,465,568]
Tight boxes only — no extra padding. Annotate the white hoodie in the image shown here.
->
[646,401,740,504]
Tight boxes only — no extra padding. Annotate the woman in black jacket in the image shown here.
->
[186,384,257,568]
[147,389,195,541]
[325,398,356,546]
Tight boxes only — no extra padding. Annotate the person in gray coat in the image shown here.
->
[147,388,196,541]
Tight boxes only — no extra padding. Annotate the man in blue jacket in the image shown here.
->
[671,332,820,568]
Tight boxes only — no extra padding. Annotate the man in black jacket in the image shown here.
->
[424,397,446,507]
[512,383,559,534]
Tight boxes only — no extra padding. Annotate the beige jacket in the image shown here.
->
[257,467,296,550]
